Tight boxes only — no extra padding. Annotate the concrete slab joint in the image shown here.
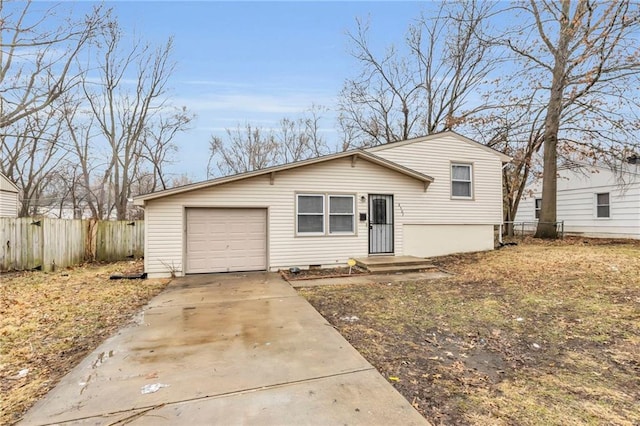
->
[21,272,428,426]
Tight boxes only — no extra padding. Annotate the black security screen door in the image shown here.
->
[368,194,393,254]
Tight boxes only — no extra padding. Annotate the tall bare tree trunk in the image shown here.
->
[535,61,565,238]
[534,0,573,239]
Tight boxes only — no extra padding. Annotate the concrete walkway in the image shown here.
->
[21,273,428,425]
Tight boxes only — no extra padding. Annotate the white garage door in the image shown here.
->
[186,208,267,273]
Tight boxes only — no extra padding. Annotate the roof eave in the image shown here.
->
[134,149,432,204]
[133,151,351,204]
[0,173,20,193]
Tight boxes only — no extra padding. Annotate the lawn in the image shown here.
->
[299,238,640,425]
[0,262,170,425]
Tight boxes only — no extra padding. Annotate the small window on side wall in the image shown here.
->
[451,164,472,198]
[535,198,542,219]
[297,194,324,234]
[596,193,610,218]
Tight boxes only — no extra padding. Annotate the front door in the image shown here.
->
[369,194,394,254]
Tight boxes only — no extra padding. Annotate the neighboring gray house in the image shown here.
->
[0,173,19,217]
[515,159,640,239]
[134,131,511,278]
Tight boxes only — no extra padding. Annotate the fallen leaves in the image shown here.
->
[0,261,170,424]
[299,238,640,425]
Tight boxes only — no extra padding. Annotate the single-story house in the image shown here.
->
[134,131,511,278]
[515,158,640,239]
[0,172,19,217]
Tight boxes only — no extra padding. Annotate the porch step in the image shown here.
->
[354,256,437,274]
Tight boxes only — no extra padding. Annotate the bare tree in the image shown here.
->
[499,0,640,238]
[80,20,187,219]
[0,0,106,128]
[169,174,192,188]
[59,92,113,219]
[208,124,279,177]
[0,104,68,216]
[276,105,329,163]
[208,107,330,177]
[339,1,496,147]
[48,161,88,219]
[139,106,193,192]
[464,89,547,235]
[1,3,191,219]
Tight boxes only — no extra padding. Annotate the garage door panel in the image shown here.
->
[229,240,261,250]
[186,208,267,274]
[230,223,248,232]
[189,223,208,233]
[246,240,265,250]
[209,240,230,250]
[246,226,264,234]
[210,223,228,233]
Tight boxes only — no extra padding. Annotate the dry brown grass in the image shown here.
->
[299,237,640,425]
[0,261,170,425]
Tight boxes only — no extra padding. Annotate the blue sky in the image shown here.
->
[71,1,433,181]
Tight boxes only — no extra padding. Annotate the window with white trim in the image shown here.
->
[451,164,473,198]
[329,195,355,234]
[535,198,542,219]
[596,193,610,218]
[297,194,324,234]
[296,194,356,235]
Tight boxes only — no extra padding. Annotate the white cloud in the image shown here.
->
[173,91,336,115]
[6,46,68,66]
[181,79,250,88]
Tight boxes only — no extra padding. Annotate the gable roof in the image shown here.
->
[134,150,434,204]
[0,173,19,193]
[365,130,512,162]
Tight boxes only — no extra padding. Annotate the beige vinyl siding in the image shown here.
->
[0,174,19,217]
[0,190,18,217]
[404,224,494,257]
[143,134,508,277]
[371,134,504,224]
[515,166,640,239]
[144,157,425,277]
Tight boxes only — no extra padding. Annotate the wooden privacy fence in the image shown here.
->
[0,218,144,272]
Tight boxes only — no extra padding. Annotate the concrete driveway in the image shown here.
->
[21,272,427,425]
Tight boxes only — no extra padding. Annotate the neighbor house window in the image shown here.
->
[329,195,355,234]
[535,198,542,219]
[297,194,324,234]
[596,193,610,218]
[451,163,473,198]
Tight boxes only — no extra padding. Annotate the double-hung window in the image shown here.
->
[535,198,542,219]
[596,193,610,218]
[329,195,354,234]
[296,194,355,235]
[451,163,473,198]
[297,194,324,234]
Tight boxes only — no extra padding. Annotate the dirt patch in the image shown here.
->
[299,239,640,425]
[280,265,368,281]
[0,261,170,425]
